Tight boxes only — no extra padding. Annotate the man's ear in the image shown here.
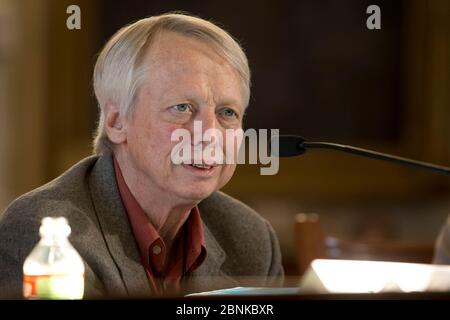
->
[104,103,127,145]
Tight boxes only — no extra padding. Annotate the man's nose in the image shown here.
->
[190,108,219,145]
[197,107,217,133]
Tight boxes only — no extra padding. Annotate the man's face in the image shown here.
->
[121,31,246,203]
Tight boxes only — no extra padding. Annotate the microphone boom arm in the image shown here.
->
[301,141,450,177]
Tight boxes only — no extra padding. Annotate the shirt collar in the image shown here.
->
[112,156,206,274]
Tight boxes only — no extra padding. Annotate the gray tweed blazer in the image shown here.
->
[0,152,283,298]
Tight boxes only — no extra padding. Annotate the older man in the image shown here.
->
[0,13,283,298]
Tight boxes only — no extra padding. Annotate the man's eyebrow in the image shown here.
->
[214,96,245,108]
[162,96,243,109]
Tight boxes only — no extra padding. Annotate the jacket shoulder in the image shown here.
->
[0,156,99,261]
[1,155,99,221]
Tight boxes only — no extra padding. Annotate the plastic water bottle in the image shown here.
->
[23,217,85,299]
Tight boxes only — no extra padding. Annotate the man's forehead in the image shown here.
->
[134,31,247,108]
[143,31,227,68]
[138,32,244,100]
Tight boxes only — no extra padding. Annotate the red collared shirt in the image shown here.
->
[113,158,206,294]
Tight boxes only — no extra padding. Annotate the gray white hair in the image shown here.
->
[92,12,251,155]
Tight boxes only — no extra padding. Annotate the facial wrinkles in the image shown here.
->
[148,34,237,99]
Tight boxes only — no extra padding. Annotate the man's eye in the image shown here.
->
[219,108,237,118]
[173,103,191,112]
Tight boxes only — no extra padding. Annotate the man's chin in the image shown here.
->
[178,187,215,202]
[169,180,215,201]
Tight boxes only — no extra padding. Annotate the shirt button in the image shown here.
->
[152,245,162,255]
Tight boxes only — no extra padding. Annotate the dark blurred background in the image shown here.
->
[1,0,449,275]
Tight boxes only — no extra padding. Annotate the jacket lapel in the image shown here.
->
[88,152,151,297]
[188,222,239,292]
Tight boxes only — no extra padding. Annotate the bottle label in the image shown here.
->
[23,274,84,300]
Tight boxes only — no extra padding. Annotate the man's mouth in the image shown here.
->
[190,163,213,169]
[181,163,219,176]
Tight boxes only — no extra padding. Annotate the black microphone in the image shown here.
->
[271,135,450,177]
